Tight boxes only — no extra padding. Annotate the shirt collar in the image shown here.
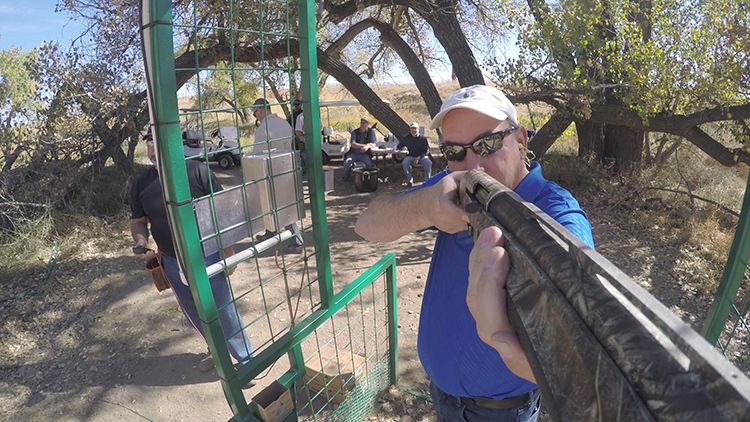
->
[514,161,544,202]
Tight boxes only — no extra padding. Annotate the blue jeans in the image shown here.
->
[300,151,307,173]
[289,222,303,246]
[342,151,374,179]
[402,155,432,184]
[429,380,541,422]
[161,252,254,364]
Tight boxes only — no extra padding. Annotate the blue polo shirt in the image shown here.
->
[414,162,594,400]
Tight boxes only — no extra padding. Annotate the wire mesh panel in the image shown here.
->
[141,0,397,421]
[703,173,750,374]
[295,271,394,421]
[713,281,750,372]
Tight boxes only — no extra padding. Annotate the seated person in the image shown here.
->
[341,117,376,181]
[397,122,432,187]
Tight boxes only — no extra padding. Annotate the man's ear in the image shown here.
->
[518,126,529,148]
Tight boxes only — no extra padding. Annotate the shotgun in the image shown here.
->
[459,169,750,422]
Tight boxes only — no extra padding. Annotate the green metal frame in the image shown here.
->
[141,0,399,420]
[702,173,750,372]
[228,253,398,421]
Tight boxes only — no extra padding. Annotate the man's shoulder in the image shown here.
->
[269,114,293,130]
[185,159,204,170]
[132,166,157,188]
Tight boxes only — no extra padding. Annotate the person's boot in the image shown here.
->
[255,230,276,243]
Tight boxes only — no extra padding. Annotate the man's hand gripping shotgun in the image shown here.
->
[459,169,750,422]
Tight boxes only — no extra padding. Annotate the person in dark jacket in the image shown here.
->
[397,122,432,187]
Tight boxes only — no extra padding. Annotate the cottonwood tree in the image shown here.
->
[493,0,750,171]
[166,0,507,138]
[0,46,40,174]
[191,65,259,123]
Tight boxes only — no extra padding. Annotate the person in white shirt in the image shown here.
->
[294,110,307,173]
[252,98,294,153]
[294,107,325,174]
[251,98,303,251]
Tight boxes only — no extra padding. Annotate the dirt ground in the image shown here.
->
[0,156,714,422]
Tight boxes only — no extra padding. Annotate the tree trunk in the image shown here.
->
[316,49,410,139]
[527,112,573,157]
[365,18,442,118]
[421,0,484,87]
[576,121,604,162]
[1,144,24,174]
[323,0,485,88]
[603,124,644,172]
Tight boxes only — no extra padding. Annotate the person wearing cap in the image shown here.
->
[341,116,377,181]
[397,122,432,187]
[130,127,255,375]
[294,102,324,176]
[251,98,304,251]
[288,100,307,173]
[355,85,594,422]
[252,98,294,153]
[289,99,303,128]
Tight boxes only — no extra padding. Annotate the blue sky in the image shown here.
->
[0,1,85,52]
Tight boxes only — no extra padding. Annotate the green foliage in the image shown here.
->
[0,47,39,124]
[495,0,750,122]
[192,63,259,122]
[0,47,41,172]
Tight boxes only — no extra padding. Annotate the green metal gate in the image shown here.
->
[702,173,750,374]
[140,1,398,420]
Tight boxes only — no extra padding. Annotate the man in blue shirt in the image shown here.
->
[355,85,594,422]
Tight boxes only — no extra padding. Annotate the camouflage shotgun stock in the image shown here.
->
[459,169,750,422]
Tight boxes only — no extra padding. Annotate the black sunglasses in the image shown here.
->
[440,126,517,162]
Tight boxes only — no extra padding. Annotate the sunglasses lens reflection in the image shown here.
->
[441,127,516,162]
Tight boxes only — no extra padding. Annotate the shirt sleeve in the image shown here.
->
[129,179,145,219]
[557,212,595,249]
[295,114,304,133]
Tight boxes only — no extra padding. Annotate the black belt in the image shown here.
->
[459,389,537,410]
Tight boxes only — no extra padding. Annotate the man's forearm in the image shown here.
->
[357,172,469,242]
[131,218,149,246]
[355,191,433,242]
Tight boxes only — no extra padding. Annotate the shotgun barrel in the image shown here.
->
[459,169,750,422]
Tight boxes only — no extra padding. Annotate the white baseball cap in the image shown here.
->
[410,122,420,128]
[428,85,518,130]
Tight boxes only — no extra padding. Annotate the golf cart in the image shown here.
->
[181,108,243,170]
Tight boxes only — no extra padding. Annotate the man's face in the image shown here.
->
[410,126,419,136]
[294,104,302,112]
[360,120,369,130]
[441,108,528,190]
[145,136,157,165]
[253,107,264,123]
